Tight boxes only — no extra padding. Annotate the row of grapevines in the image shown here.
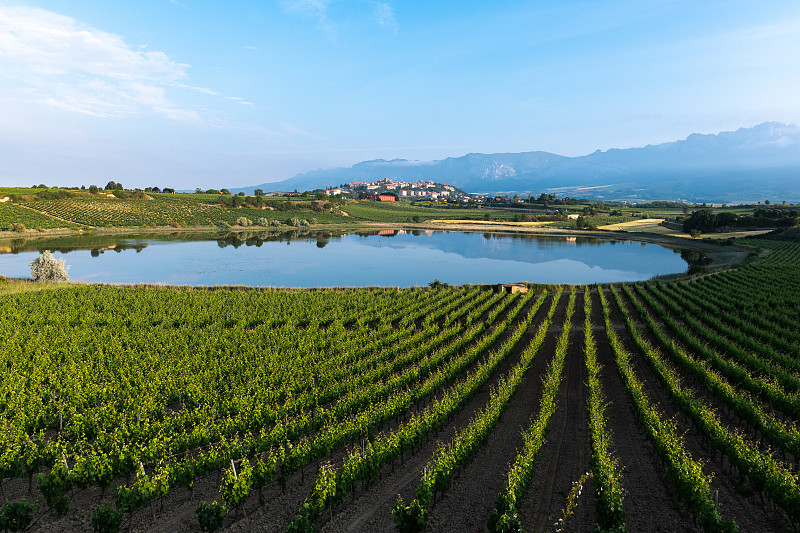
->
[668,280,800,360]
[487,289,578,532]
[597,288,736,532]
[0,203,78,229]
[623,285,800,462]
[116,290,535,520]
[273,290,549,528]
[610,285,800,525]
[643,283,800,393]
[389,289,568,533]
[582,290,626,532]
[629,284,800,419]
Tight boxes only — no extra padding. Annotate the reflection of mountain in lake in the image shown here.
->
[357,231,696,272]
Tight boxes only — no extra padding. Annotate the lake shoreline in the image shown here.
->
[0,220,750,270]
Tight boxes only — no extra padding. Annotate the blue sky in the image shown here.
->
[1,0,799,189]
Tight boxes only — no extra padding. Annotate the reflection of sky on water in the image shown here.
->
[0,231,690,287]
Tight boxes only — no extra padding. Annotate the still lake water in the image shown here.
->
[0,230,699,287]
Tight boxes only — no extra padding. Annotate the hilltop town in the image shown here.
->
[324,177,470,201]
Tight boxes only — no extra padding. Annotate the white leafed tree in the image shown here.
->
[29,250,69,282]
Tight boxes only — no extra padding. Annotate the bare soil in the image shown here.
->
[14,285,795,533]
[604,287,791,532]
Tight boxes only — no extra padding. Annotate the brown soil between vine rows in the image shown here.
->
[17,285,797,532]
[20,291,545,533]
[605,287,790,532]
[316,291,569,533]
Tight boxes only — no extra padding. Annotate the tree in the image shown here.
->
[105,181,117,190]
[88,185,99,194]
[254,188,264,197]
[690,229,701,239]
[29,250,69,282]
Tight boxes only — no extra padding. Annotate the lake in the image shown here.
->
[0,229,703,287]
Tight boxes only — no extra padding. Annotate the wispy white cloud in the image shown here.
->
[280,0,398,39]
[225,96,255,106]
[0,5,200,120]
[180,84,219,96]
[368,1,397,33]
[280,0,337,39]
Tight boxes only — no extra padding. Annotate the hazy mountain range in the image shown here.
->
[236,122,800,203]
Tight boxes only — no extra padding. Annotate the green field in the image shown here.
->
[0,190,503,230]
[1,229,799,531]
[0,203,81,231]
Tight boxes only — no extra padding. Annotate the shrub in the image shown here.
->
[8,223,25,232]
[269,219,281,227]
[91,503,122,533]
[290,217,300,227]
[0,499,35,532]
[37,464,73,516]
[235,217,251,227]
[29,250,69,282]
[299,219,310,227]
[216,221,231,229]
[255,217,268,226]
[196,501,227,532]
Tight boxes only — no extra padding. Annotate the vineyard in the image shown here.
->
[1,235,799,532]
[0,193,500,231]
[0,204,80,231]
[21,196,351,228]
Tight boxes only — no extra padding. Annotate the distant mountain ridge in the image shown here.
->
[236,122,800,203]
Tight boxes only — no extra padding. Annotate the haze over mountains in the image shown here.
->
[239,123,800,203]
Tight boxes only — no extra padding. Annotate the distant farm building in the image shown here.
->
[369,194,397,202]
[495,283,529,294]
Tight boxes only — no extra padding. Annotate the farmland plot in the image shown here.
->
[1,236,799,532]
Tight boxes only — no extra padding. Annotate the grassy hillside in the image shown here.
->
[0,188,501,230]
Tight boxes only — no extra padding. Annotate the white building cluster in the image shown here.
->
[326,178,461,200]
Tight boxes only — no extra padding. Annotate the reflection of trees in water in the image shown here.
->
[215,230,344,249]
[87,244,147,257]
[0,231,226,255]
[681,249,712,266]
